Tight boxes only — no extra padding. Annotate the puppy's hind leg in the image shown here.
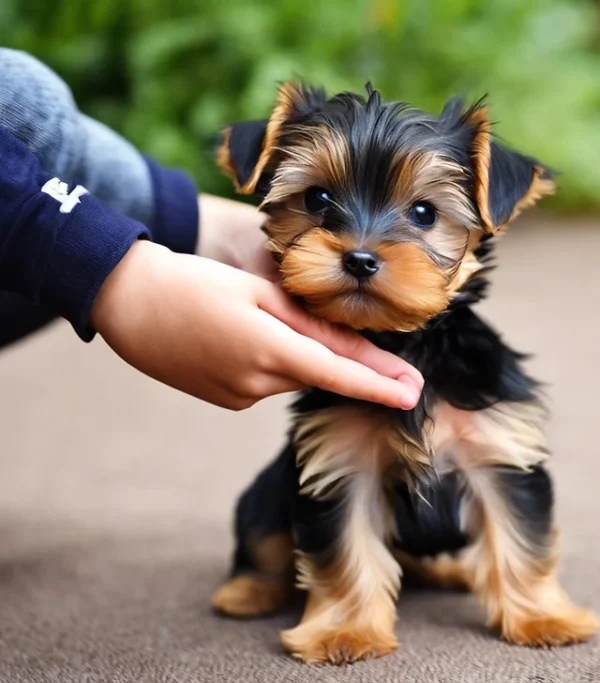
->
[212,445,296,618]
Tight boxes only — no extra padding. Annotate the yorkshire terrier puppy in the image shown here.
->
[211,81,598,664]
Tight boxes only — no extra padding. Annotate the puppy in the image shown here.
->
[211,82,598,664]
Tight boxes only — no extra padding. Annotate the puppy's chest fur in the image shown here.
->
[291,300,545,496]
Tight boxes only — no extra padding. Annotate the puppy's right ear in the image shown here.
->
[217,81,327,195]
[217,119,269,194]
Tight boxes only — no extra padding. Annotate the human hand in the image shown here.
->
[198,193,278,281]
[90,241,424,411]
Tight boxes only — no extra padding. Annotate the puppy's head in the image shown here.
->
[218,82,555,332]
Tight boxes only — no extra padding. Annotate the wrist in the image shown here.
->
[197,194,232,260]
[89,239,169,337]
[198,194,265,255]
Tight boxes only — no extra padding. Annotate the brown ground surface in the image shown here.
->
[0,215,599,682]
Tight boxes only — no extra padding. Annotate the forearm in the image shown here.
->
[0,127,149,340]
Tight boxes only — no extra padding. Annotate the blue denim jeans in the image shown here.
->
[0,49,154,346]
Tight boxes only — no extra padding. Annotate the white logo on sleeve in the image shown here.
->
[41,177,89,214]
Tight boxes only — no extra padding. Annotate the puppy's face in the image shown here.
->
[219,83,555,332]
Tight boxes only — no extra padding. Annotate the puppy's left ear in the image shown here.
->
[217,81,327,195]
[448,101,556,233]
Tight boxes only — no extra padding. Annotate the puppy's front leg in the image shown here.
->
[433,400,599,646]
[460,464,599,646]
[281,407,404,665]
[281,472,400,664]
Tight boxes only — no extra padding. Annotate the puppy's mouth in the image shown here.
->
[279,230,451,332]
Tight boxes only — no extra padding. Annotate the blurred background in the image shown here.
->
[1,0,600,210]
[1,3,600,681]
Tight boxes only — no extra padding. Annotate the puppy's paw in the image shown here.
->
[395,549,472,591]
[501,607,599,647]
[211,574,289,618]
[281,624,398,664]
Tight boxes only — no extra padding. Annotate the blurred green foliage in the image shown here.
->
[2,0,600,209]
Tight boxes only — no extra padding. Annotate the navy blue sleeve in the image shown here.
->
[145,157,199,255]
[0,126,150,341]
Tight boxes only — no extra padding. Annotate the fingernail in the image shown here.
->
[399,373,424,394]
[399,387,420,410]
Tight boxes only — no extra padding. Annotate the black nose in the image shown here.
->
[342,249,381,279]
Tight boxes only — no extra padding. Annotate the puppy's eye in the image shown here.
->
[304,186,332,214]
[408,201,437,229]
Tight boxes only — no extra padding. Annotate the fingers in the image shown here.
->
[257,286,424,397]
[258,313,422,409]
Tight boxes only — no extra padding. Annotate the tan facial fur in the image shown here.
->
[280,230,452,332]
[261,128,479,332]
